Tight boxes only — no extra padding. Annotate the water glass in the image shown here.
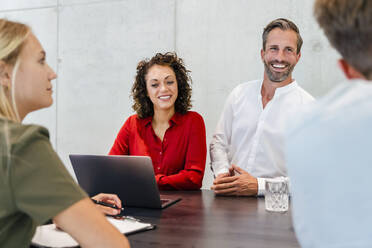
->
[265,178,289,212]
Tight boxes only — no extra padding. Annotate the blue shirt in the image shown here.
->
[286,80,372,247]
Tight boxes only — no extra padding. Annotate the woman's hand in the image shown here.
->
[91,193,123,216]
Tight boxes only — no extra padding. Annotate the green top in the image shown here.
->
[0,117,87,248]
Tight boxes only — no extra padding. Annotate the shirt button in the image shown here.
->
[157,167,160,170]
[160,151,162,155]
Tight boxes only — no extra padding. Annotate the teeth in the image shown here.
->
[159,96,171,100]
[272,64,286,69]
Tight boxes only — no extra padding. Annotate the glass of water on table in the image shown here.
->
[265,177,289,212]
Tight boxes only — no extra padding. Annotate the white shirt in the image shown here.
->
[210,79,314,195]
[287,79,372,247]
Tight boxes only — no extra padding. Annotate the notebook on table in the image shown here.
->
[69,154,181,209]
[31,216,155,248]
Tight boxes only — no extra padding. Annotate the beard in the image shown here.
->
[263,60,295,82]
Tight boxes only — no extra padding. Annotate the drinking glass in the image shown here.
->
[265,178,289,212]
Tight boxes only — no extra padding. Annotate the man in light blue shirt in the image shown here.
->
[287,0,372,247]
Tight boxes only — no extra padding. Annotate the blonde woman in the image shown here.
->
[0,19,129,247]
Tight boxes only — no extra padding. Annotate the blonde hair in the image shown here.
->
[0,19,30,122]
[314,0,372,79]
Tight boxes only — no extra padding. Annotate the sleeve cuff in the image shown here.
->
[155,174,165,184]
[257,177,266,196]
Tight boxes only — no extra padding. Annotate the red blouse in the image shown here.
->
[109,111,207,190]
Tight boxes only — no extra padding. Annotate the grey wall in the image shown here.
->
[0,0,345,189]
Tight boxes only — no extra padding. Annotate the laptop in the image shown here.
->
[69,154,181,209]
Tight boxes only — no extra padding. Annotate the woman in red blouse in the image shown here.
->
[109,53,206,190]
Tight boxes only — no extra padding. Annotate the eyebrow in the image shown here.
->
[149,75,174,82]
[269,45,295,50]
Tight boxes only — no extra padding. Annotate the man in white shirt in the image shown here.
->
[210,18,314,196]
[287,1,372,247]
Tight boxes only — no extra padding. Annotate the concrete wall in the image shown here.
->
[0,0,345,188]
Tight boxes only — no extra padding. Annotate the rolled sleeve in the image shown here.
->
[11,126,87,225]
[257,177,266,196]
[210,90,236,177]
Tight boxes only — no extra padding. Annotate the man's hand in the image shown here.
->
[213,166,236,182]
[211,164,258,196]
[214,172,230,181]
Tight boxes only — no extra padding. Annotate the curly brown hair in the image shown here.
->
[131,52,192,118]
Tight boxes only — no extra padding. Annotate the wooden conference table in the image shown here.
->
[123,190,300,248]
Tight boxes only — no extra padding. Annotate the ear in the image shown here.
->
[0,61,12,88]
[260,49,265,61]
[338,59,365,80]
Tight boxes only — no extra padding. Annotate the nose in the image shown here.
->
[159,81,168,92]
[275,49,286,62]
[48,64,57,80]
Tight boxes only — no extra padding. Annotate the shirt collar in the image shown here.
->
[274,80,298,96]
[142,116,153,126]
[259,80,298,98]
[169,112,181,125]
[141,112,181,127]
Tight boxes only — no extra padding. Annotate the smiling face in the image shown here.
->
[261,28,301,84]
[12,33,57,119]
[145,64,178,113]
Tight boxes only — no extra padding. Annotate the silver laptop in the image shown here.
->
[69,154,181,209]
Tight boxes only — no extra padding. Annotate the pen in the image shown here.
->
[92,199,124,211]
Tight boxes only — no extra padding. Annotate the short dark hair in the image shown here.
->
[314,0,372,79]
[262,18,303,54]
[131,52,192,118]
